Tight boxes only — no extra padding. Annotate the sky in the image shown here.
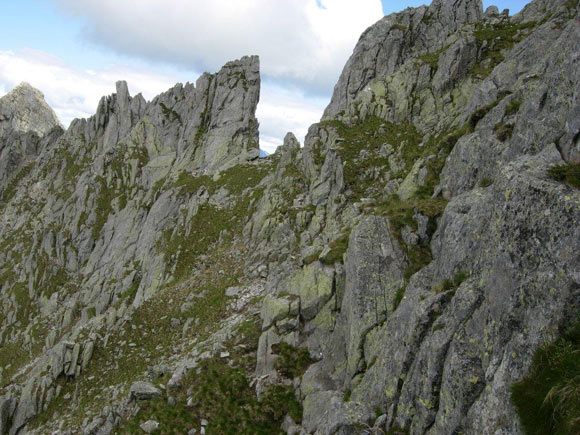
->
[0,0,529,153]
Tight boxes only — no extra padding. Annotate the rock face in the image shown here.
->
[322,0,482,120]
[1,0,580,434]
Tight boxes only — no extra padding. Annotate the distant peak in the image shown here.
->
[7,82,46,101]
[0,82,61,137]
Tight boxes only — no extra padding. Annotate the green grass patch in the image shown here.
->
[469,99,501,130]
[372,195,448,280]
[419,44,450,70]
[174,163,270,198]
[471,20,538,78]
[0,340,30,387]
[303,251,321,265]
[91,143,149,238]
[479,177,494,188]
[391,23,408,32]
[194,104,210,143]
[162,163,269,283]
[511,319,580,435]
[320,114,478,204]
[320,117,422,200]
[35,252,71,298]
[92,177,116,239]
[159,102,182,123]
[161,197,251,283]
[116,315,301,434]
[33,248,244,430]
[433,271,469,295]
[272,342,314,379]
[321,232,351,265]
[547,163,580,188]
[394,286,407,310]
[505,99,522,116]
[494,122,514,142]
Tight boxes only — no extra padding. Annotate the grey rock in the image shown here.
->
[10,377,38,434]
[342,215,406,381]
[139,420,159,433]
[373,414,388,430]
[130,382,162,401]
[281,414,301,435]
[225,286,241,297]
[442,8,580,196]
[323,0,482,119]
[81,341,95,371]
[484,5,499,15]
[0,394,15,435]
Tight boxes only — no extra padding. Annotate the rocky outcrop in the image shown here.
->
[260,0,580,434]
[129,381,162,401]
[322,0,483,120]
[441,2,580,195]
[0,56,261,434]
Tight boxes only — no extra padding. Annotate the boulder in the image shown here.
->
[130,381,162,401]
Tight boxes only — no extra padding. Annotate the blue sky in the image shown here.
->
[0,0,530,152]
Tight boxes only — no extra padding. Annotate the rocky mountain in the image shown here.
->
[0,83,62,199]
[1,0,579,434]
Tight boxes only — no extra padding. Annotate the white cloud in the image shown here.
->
[257,81,328,153]
[0,49,182,126]
[0,49,327,153]
[53,0,383,94]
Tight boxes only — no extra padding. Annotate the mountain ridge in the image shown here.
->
[0,0,579,433]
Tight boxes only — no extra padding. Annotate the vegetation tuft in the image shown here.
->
[372,195,448,280]
[547,163,580,188]
[394,286,407,310]
[505,99,522,116]
[321,232,351,265]
[433,271,469,295]
[419,44,451,71]
[272,342,314,379]
[511,319,580,435]
[159,102,182,123]
[469,99,500,130]
[116,317,302,434]
[494,122,514,142]
[479,177,494,188]
[320,117,422,200]
[471,20,538,78]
